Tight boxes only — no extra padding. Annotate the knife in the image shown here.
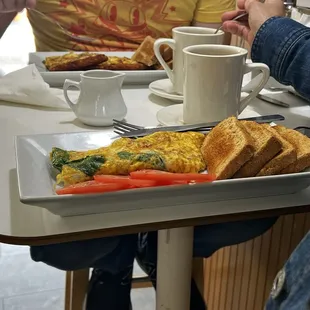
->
[257,94,290,108]
[116,114,285,138]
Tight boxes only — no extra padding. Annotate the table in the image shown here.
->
[1,68,310,310]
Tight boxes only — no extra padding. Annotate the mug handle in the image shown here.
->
[154,38,175,84]
[63,79,80,112]
[239,63,270,113]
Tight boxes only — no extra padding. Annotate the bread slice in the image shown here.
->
[131,36,173,67]
[131,36,157,67]
[201,117,255,180]
[273,126,310,174]
[233,121,282,178]
[257,125,297,176]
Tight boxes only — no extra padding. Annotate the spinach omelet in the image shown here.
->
[51,131,206,186]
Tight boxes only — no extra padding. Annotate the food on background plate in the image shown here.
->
[131,35,173,67]
[43,36,173,72]
[44,52,108,71]
[94,56,148,71]
[51,117,310,195]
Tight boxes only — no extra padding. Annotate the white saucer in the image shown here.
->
[156,105,184,126]
[156,101,262,126]
[149,79,183,102]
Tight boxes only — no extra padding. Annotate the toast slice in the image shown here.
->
[273,126,310,174]
[44,52,108,71]
[153,59,173,70]
[233,121,282,178]
[257,125,297,176]
[131,36,173,67]
[131,36,158,67]
[201,117,255,180]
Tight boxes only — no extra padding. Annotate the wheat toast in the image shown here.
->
[273,126,310,174]
[257,125,297,176]
[201,117,255,180]
[131,36,158,67]
[233,121,282,178]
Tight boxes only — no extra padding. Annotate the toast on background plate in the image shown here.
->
[233,121,282,178]
[201,117,255,180]
[131,35,173,68]
[131,36,157,66]
[273,126,310,174]
[44,52,108,71]
[257,125,297,176]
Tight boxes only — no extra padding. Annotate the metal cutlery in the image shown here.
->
[256,94,290,108]
[29,9,95,42]
[214,11,248,34]
[113,114,285,138]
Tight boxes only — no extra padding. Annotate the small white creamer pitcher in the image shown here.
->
[63,70,127,127]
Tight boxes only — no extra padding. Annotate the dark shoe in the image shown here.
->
[86,267,132,310]
[136,232,207,310]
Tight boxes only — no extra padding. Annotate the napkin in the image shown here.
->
[0,64,74,110]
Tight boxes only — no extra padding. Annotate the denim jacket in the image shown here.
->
[251,17,310,100]
[252,16,310,310]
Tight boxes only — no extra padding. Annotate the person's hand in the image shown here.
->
[221,0,285,45]
[0,0,36,13]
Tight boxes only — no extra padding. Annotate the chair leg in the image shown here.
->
[64,269,90,310]
[192,257,204,297]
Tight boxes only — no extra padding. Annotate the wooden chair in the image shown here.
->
[203,212,310,310]
[64,258,205,310]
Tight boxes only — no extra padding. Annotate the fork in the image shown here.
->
[113,114,285,137]
[29,9,95,43]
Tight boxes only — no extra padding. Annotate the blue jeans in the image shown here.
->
[30,217,277,309]
[265,230,310,310]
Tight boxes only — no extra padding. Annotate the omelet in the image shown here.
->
[94,56,148,70]
[51,131,206,186]
[44,52,108,71]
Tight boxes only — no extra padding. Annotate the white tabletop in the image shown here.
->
[1,64,310,245]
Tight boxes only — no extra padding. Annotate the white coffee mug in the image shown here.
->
[182,44,270,124]
[154,27,224,95]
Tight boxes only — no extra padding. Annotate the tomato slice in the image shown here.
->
[130,170,216,182]
[56,180,126,195]
[94,175,157,188]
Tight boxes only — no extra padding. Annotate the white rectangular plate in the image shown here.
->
[28,51,167,87]
[15,131,310,217]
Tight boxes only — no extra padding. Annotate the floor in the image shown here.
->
[0,243,155,310]
[0,12,155,310]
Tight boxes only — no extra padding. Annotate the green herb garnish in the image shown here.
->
[67,155,105,176]
[50,147,70,171]
[135,152,165,170]
[117,151,134,160]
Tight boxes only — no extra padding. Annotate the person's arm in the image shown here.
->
[251,17,310,99]
[193,0,236,45]
[0,12,16,38]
